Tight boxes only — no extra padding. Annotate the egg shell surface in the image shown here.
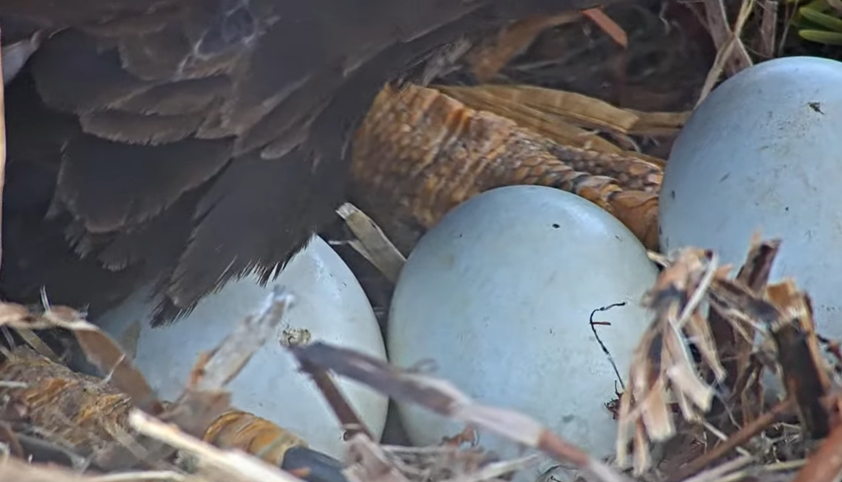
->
[659,56,842,333]
[95,236,388,459]
[387,185,657,477]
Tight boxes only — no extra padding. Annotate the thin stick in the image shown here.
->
[666,398,793,482]
[297,358,374,440]
[696,0,756,107]
[336,203,405,283]
[682,454,755,482]
[89,472,186,482]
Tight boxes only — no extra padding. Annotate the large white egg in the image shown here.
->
[660,56,842,335]
[387,186,657,477]
[95,236,388,459]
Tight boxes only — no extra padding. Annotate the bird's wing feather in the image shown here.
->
[0,0,602,322]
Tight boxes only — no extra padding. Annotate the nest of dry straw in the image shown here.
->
[1,1,841,481]
[1,235,842,482]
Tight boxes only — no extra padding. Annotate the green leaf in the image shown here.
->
[799,6,842,31]
[799,28,842,43]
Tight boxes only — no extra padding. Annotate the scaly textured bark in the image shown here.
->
[350,84,661,254]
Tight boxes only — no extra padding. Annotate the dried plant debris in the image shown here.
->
[617,248,728,475]
[295,355,374,442]
[0,289,316,476]
[0,346,138,469]
[336,202,406,284]
[344,435,534,482]
[288,342,633,482]
[8,230,842,482]
[0,345,313,471]
[617,236,842,481]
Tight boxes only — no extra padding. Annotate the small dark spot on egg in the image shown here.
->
[552,223,560,229]
[809,101,824,114]
[670,190,676,200]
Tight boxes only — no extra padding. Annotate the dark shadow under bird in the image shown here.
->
[0,0,613,325]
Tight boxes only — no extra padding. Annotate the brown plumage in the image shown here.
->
[350,84,661,254]
[0,0,614,323]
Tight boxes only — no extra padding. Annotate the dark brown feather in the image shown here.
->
[31,30,158,113]
[96,191,199,272]
[111,77,229,116]
[0,0,613,325]
[0,1,181,31]
[78,109,208,145]
[57,135,232,232]
[117,25,194,80]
